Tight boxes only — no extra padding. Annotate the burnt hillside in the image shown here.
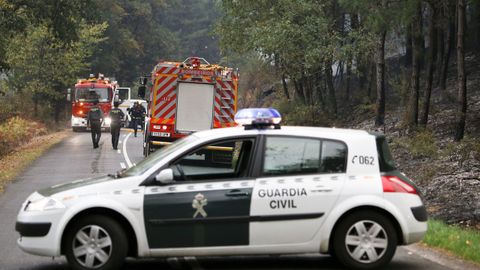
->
[351,53,480,227]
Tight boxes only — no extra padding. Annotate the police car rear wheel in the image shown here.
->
[332,210,397,269]
[64,215,128,270]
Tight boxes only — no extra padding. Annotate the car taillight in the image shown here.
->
[382,175,418,194]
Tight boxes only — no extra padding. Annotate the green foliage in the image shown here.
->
[388,68,411,107]
[423,219,480,263]
[395,129,439,159]
[355,101,377,117]
[89,0,178,85]
[233,53,278,107]
[0,117,47,156]
[4,22,106,120]
[0,0,97,70]
[272,99,333,126]
[161,0,221,62]
[1,0,220,125]
[216,0,339,78]
[215,0,434,126]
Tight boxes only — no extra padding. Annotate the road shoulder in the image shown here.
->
[0,130,68,193]
[404,243,480,270]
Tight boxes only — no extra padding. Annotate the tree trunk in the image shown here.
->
[299,76,309,105]
[345,60,351,101]
[477,3,480,51]
[420,4,437,127]
[375,30,386,127]
[435,25,445,85]
[325,62,337,116]
[281,74,290,100]
[408,1,422,127]
[307,76,315,106]
[302,75,312,106]
[54,101,62,124]
[472,1,480,51]
[367,61,375,100]
[293,79,306,104]
[351,13,367,92]
[316,73,325,107]
[405,25,413,67]
[440,17,455,91]
[454,0,467,141]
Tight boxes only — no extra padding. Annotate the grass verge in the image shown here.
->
[423,219,480,264]
[0,131,68,193]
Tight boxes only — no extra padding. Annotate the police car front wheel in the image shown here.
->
[63,215,128,270]
[332,210,397,269]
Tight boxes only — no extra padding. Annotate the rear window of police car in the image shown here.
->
[376,136,396,172]
[263,136,347,176]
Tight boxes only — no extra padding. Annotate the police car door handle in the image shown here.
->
[226,190,249,197]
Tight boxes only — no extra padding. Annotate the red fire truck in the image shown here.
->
[68,74,118,132]
[141,57,238,156]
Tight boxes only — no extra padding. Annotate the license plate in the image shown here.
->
[151,132,170,137]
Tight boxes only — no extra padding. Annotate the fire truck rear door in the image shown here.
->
[176,82,215,133]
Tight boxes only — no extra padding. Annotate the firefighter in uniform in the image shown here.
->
[109,102,124,150]
[129,102,146,137]
[87,100,104,148]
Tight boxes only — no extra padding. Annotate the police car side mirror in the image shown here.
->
[155,168,174,185]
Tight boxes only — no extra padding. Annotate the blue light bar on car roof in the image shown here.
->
[234,108,282,129]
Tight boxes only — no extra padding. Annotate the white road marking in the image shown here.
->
[122,132,133,168]
[120,162,126,169]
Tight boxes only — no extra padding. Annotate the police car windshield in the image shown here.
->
[75,88,110,102]
[119,135,198,177]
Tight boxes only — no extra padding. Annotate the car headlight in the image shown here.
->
[104,117,112,125]
[24,197,65,212]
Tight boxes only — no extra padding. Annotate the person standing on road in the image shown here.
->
[87,100,104,148]
[129,102,146,137]
[109,101,124,150]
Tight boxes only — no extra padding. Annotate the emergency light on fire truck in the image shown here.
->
[234,108,282,130]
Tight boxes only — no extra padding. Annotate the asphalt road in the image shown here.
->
[0,130,467,270]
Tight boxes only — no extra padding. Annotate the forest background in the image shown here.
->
[0,0,479,226]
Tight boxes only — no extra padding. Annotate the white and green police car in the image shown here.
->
[16,108,427,270]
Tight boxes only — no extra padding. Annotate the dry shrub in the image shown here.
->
[0,117,48,156]
[395,129,439,159]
